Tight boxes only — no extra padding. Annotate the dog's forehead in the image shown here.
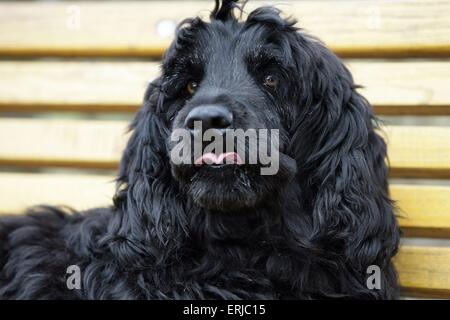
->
[165,18,288,77]
[194,21,279,63]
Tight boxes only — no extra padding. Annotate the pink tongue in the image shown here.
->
[194,152,243,165]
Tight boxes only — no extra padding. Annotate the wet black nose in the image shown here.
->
[184,105,233,131]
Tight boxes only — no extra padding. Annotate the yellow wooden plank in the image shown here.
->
[0,61,158,113]
[0,173,114,213]
[347,60,450,115]
[1,60,450,114]
[0,1,450,58]
[0,119,129,169]
[383,126,450,178]
[391,185,450,238]
[395,246,450,298]
[0,119,449,178]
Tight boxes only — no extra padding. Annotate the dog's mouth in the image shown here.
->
[171,147,297,211]
[169,125,297,211]
[194,152,244,167]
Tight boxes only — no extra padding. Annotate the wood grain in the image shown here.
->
[0,1,450,57]
[0,172,115,213]
[0,119,129,169]
[0,61,157,113]
[395,246,450,298]
[1,60,450,114]
[347,60,450,115]
[391,185,450,238]
[383,126,450,178]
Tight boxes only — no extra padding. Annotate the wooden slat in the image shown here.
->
[0,1,450,58]
[0,119,129,169]
[0,176,449,299]
[0,173,114,213]
[0,173,103,213]
[0,61,158,113]
[347,60,450,115]
[391,185,450,238]
[1,60,450,115]
[395,246,450,298]
[0,119,448,178]
[383,126,450,179]
[0,173,115,214]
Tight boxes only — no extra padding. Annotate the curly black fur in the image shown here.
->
[0,0,400,299]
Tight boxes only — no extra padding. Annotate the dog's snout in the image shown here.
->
[184,105,233,131]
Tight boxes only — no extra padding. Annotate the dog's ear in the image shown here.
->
[108,78,188,266]
[289,39,400,296]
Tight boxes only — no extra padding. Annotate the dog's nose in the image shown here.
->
[184,105,233,131]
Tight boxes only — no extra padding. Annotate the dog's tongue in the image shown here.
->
[194,152,243,165]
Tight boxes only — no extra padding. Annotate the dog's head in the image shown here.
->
[115,0,363,213]
[115,0,375,218]
[163,1,310,211]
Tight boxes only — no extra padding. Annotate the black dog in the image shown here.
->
[0,0,400,299]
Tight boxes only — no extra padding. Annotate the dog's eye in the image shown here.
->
[186,81,199,95]
[263,75,278,88]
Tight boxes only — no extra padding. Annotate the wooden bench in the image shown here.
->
[0,0,449,298]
